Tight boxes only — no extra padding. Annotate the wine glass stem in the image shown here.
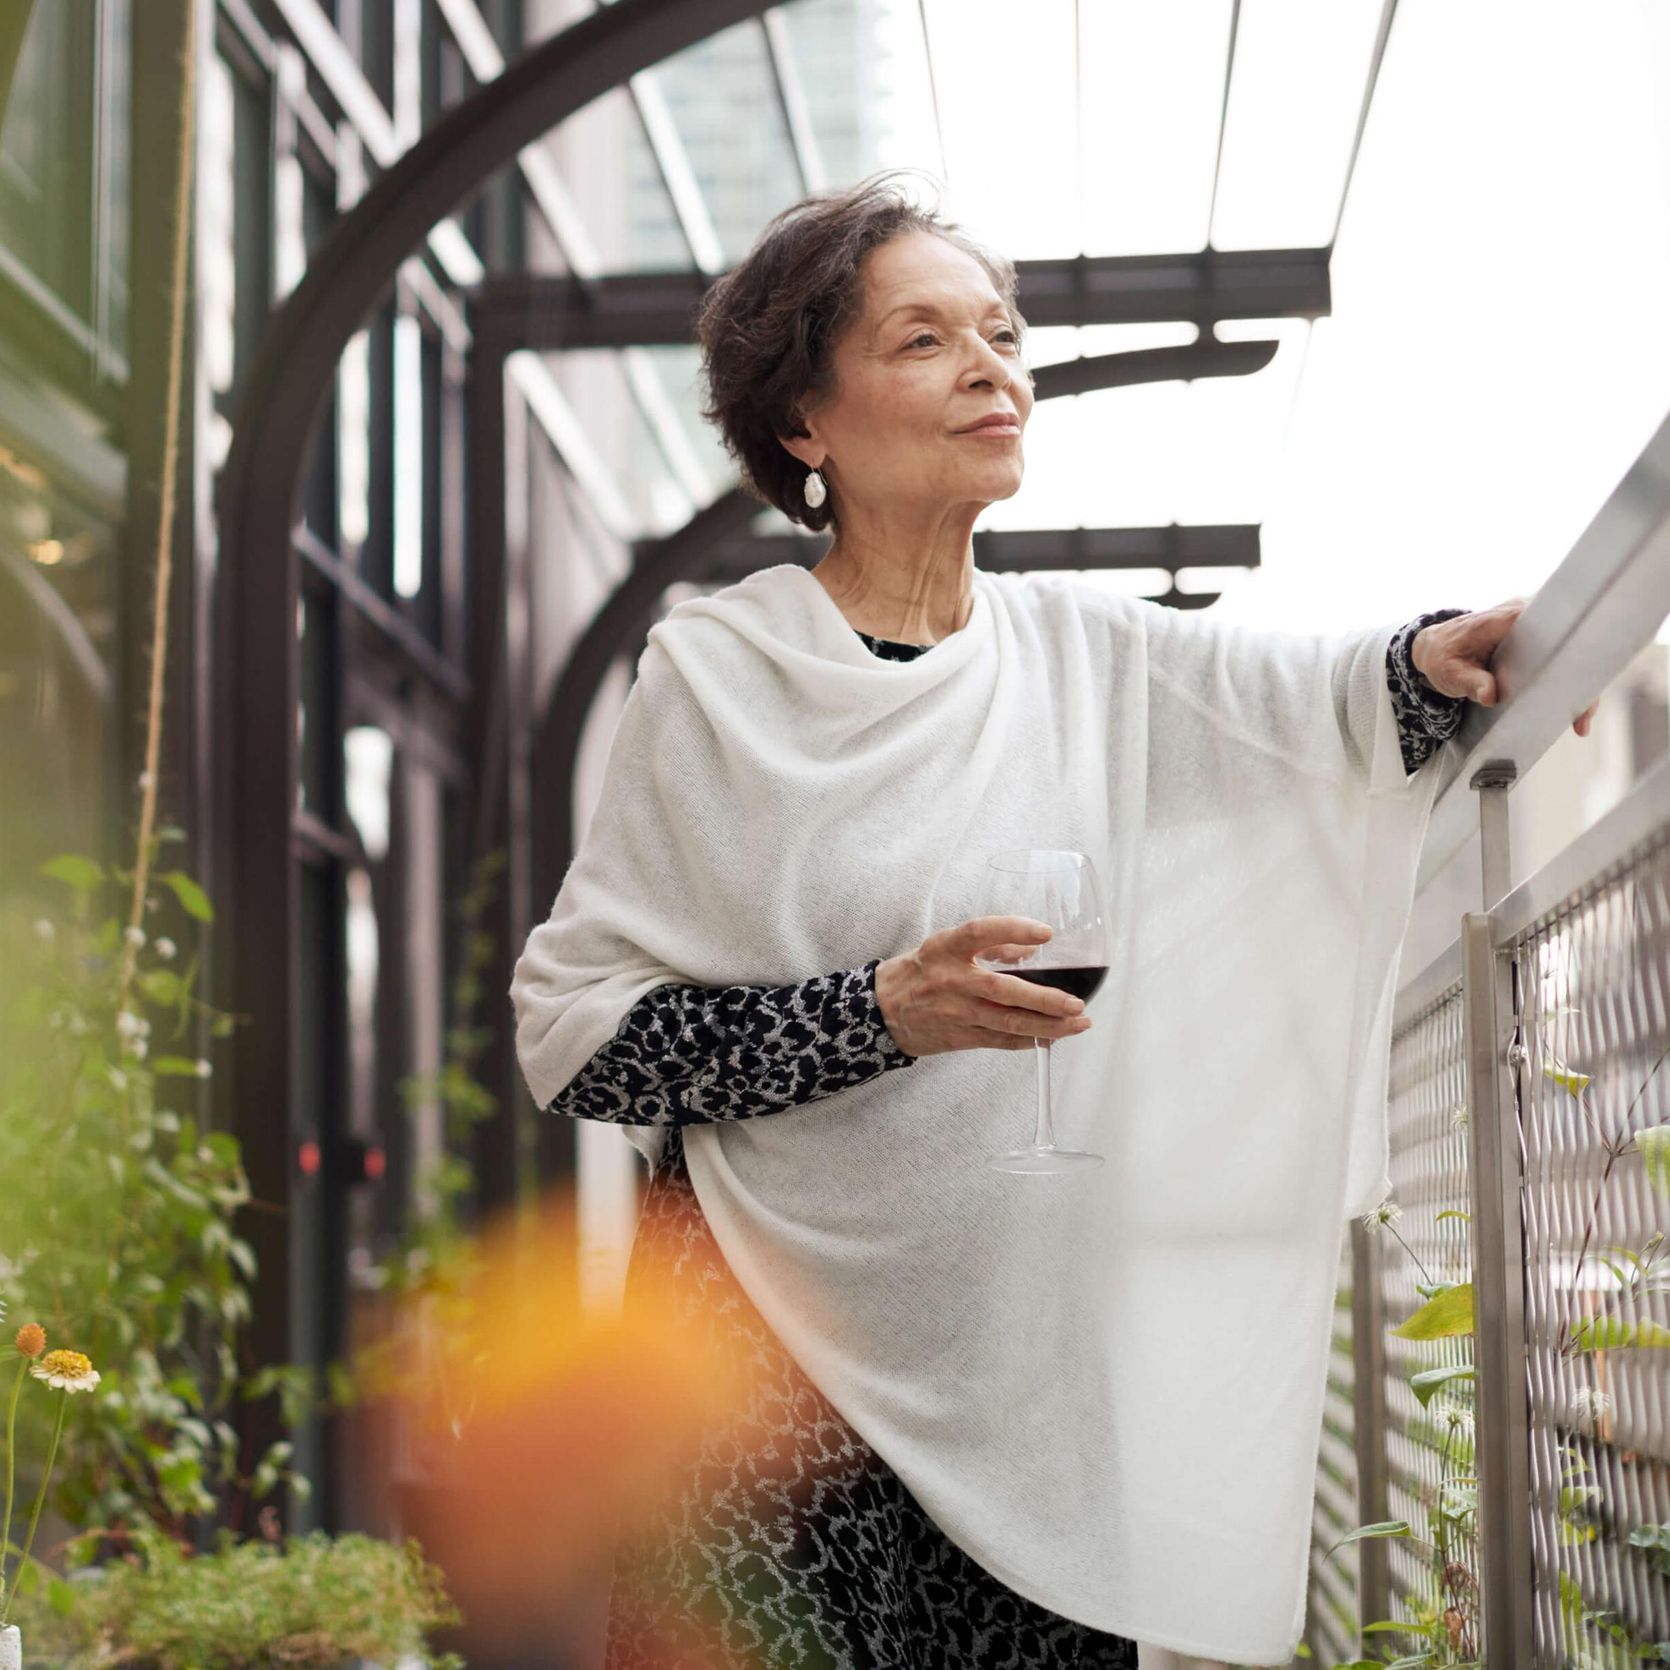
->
[1032,1037,1057,1150]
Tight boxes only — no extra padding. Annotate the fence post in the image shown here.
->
[1463,765,1536,1662]
[1349,1218,1391,1639]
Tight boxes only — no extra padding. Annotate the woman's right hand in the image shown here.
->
[873,917,1095,1058]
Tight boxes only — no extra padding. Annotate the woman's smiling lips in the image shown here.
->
[952,412,1021,437]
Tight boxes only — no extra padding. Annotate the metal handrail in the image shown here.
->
[1413,405,1670,902]
[1490,748,1670,949]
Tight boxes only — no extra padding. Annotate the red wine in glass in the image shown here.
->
[973,848,1109,1174]
[1010,966,1108,1005]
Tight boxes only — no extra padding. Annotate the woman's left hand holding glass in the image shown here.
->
[1412,596,1601,737]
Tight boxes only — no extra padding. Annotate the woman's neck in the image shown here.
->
[811,519,977,646]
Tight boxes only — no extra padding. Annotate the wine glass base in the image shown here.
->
[986,1146,1105,1174]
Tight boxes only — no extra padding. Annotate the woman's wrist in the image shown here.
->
[1408,608,1471,693]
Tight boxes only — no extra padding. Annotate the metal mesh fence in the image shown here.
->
[1517,830,1670,1665]
[1307,1222,1364,1665]
[1304,799,1670,1666]
[1382,977,1481,1658]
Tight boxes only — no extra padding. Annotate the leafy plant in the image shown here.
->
[2,1518,463,1668]
[0,845,312,1544]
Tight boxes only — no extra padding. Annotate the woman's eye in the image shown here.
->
[907,332,937,349]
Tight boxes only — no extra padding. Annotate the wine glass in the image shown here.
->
[973,848,1110,1174]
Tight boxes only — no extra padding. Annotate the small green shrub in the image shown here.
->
[4,1520,464,1669]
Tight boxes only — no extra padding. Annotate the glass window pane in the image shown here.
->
[549,83,688,272]
[1211,0,1386,250]
[0,475,118,868]
[202,42,273,411]
[650,19,803,265]
[97,0,131,357]
[774,0,894,188]
[544,350,690,535]
[0,1,96,316]
[1077,0,1229,258]
[921,0,1078,257]
[634,344,734,496]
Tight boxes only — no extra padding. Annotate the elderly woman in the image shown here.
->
[511,172,1598,1670]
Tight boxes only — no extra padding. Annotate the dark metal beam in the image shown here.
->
[468,247,1331,348]
[1030,337,1277,399]
[691,524,1263,588]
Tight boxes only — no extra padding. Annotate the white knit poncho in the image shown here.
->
[510,563,1453,1664]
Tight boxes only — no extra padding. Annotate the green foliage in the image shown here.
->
[1556,1566,1670,1666]
[1634,1128,1670,1200]
[1567,1316,1670,1353]
[1319,1520,1412,1565]
[1628,1522,1670,1577]
[1408,1367,1474,1409]
[0,836,318,1541]
[1391,1284,1474,1341]
[3,1520,463,1669]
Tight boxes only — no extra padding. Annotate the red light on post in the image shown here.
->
[298,1138,321,1176]
[364,1144,386,1181]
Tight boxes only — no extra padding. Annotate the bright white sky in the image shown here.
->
[868,0,1670,643]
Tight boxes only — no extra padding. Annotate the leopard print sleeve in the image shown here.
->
[546,955,917,1127]
[1388,608,1471,774]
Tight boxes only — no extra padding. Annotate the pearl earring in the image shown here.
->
[803,467,827,509]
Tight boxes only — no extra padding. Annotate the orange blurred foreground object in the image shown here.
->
[347,1185,755,1659]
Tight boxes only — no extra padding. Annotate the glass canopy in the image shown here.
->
[511,0,1402,609]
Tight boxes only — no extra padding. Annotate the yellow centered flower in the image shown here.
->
[30,1349,100,1392]
[14,1322,45,1358]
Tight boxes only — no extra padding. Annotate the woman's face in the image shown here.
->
[782,229,1032,521]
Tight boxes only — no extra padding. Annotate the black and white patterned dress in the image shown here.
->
[551,608,1470,1670]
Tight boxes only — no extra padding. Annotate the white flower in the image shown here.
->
[1361,1198,1403,1232]
[107,1067,128,1091]
[194,1059,212,1078]
[137,771,153,791]
[123,926,146,949]
[1451,1103,1470,1131]
[155,937,177,960]
[32,918,54,942]
[115,1010,143,1038]
[1572,1385,1614,1428]
[130,1039,147,1061]
[30,1349,100,1392]
[1443,1406,1475,1435]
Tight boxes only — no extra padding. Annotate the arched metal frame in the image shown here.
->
[211,0,776,1532]
[214,0,1338,1491]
